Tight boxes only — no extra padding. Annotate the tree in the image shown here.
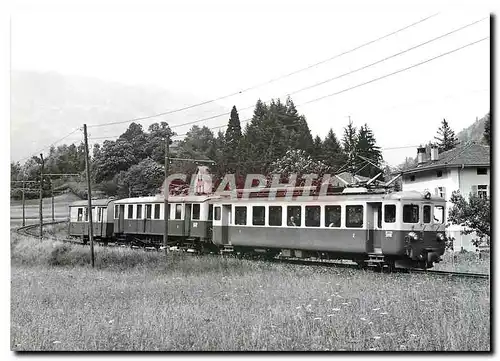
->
[92,139,138,183]
[311,135,323,162]
[322,129,347,172]
[356,124,383,178]
[342,120,357,174]
[483,112,491,145]
[224,106,242,173]
[115,158,165,198]
[434,118,458,152]
[448,190,490,247]
[269,149,331,178]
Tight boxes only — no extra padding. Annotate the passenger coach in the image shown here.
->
[211,189,447,268]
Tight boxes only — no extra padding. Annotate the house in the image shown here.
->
[400,141,490,251]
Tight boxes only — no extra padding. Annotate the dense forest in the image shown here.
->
[10,96,384,199]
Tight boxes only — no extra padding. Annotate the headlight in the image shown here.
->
[408,231,419,241]
[436,233,445,242]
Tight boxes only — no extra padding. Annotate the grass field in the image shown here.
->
[10,233,490,351]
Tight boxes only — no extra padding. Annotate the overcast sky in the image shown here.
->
[10,1,491,166]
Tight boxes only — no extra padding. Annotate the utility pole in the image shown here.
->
[39,154,44,240]
[22,178,25,227]
[83,124,95,268]
[51,178,55,222]
[164,135,170,259]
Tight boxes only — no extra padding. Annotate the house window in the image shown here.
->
[77,208,83,222]
[127,205,133,219]
[154,204,161,219]
[346,205,363,228]
[478,185,488,199]
[136,205,142,219]
[192,204,200,220]
[175,204,182,220]
[384,205,396,223]
[252,206,265,226]
[146,204,152,219]
[305,206,321,227]
[214,206,221,221]
[403,204,419,223]
[437,170,443,178]
[410,175,415,182]
[235,206,247,225]
[423,205,431,224]
[269,206,282,226]
[287,206,301,226]
[325,206,341,227]
[477,168,487,175]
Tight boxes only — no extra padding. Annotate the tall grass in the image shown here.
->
[11,234,490,351]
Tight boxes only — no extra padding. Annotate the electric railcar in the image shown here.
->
[68,188,447,268]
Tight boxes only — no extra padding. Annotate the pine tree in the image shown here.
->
[311,135,323,161]
[224,106,243,174]
[434,118,458,152]
[342,120,358,174]
[356,124,383,178]
[322,129,347,172]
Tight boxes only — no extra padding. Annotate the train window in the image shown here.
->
[346,205,363,228]
[325,206,341,227]
[214,206,221,221]
[269,206,282,226]
[146,205,152,219]
[175,204,182,220]
[114,205,119,219]
[384,205,396,223]
[154,204,161,219]
[127,205,133,219]
[137,205,142,219]
[192,204,200,220]
[403,204,419,223]
[305,206,320,227]
[434,205,445,224]
[252,206,265,226]
[287,206,301,226]
[85,207,89,222]
[235,206,247,225]
[423,205,431,223]
[77,208,83,222]
[97,207,102,222]
[208,204,214,221]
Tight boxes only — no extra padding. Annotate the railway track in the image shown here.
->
[14,222,490,280]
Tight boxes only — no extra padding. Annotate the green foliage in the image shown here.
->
[269,149,331,177]
[114,158,165,198]
[434,118,458,152]
[224,106,243,173]
[342,120,357,173]
[448,190,490,247]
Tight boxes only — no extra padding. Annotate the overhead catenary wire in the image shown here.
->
[86,13,439,129]
[87,35,488,144]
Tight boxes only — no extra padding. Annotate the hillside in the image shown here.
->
[10,71,228,162]
[456,113,489,144]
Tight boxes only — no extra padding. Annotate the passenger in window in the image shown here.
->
[288,216,297,226]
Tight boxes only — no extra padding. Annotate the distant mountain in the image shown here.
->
[10,71,229,162]
[457,113,489,145]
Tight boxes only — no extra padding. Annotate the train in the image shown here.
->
[68,186,447,269]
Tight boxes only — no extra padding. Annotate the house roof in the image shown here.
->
[402,142,490,175]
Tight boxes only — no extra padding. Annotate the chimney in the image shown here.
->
[417,147,426,164]
[430,145,439,161]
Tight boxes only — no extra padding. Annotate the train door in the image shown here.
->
[184,204,192,235]
[366,202,382,253]
[117,205,125,233]
[221,204,231,245]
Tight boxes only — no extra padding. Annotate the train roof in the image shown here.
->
[70,198,115,207]
[114,194,221,204]
[213,190,445,203]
